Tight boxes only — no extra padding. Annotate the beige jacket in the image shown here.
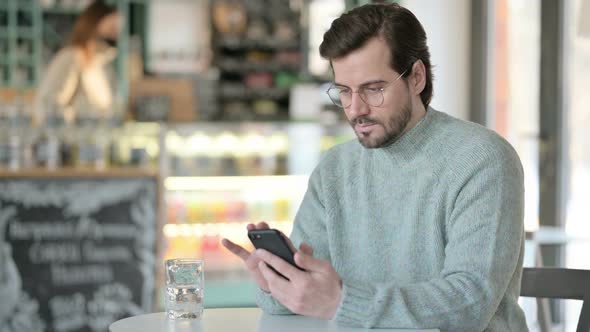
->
[34,44,117,123]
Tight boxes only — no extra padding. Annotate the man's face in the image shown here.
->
[332,37,412,148]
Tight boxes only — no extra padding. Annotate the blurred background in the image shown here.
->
[0,0,588,331]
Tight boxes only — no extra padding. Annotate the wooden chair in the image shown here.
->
[521,267,590,332]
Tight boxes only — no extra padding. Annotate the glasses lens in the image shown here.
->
[360,88,385,107]
[327,88,345,107]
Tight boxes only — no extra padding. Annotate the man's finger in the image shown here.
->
[256,249,302,280]
[258,261,295,308]
[299,242,314,256]
[221,238,251,261]
[256,221,270,229]
[294,250,328,272]
[258,261,290,289]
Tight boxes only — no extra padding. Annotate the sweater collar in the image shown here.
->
[374,106,439,164]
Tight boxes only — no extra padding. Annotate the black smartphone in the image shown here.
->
[248,229,303,271]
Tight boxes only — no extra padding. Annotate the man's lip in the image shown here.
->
[356,122,375,128]
[355,122,376,132]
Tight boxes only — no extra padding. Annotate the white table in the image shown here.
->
[109,308,440,332]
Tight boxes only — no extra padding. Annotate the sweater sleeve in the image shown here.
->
[333,144,525,332]
[255,167,331,314]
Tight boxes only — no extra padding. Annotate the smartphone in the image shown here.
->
[248,229,303,272]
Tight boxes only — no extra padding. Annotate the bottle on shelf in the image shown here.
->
[105,96,125,167]
[106,115,125,167]
[33,102,65,170]
[74,115,108,169]
[19,100,36,170]
[0,102,24,171]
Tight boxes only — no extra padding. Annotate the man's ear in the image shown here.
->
[410,60,426,96]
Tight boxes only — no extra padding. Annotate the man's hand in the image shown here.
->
[256,243,342,320]
[221,222,276,292]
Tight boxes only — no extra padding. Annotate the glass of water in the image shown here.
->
[165,259,204,320]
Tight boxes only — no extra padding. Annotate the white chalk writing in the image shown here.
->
[10,221,76,240]
[49,293,86,332]
[51,264,113,287]
[8,218,139,241]
[83,241,132,262]
[0,180,150,216]
[29,242,81,264]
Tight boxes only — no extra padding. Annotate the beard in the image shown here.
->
[351,98,413,149]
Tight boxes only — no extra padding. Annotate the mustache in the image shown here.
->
[351,116,379,126]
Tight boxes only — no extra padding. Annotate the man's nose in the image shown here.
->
[347,92,369,118]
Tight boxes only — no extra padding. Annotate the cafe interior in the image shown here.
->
[0,0,589,331]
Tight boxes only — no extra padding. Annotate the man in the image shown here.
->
[222,3,528,331]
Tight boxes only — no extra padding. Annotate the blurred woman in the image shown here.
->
[34,0,122,123]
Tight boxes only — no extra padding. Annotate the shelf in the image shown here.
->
[41,6,82,15]
[1,81,36,88]
[165,175,308,192]
[220,85,290,100]
[216,59,298,73]
[0,167,159,178]
[16,27,35,38]
[216,37,299,51]
[16,57,35,66]
[163,221,293,238]
[15,0,34,8]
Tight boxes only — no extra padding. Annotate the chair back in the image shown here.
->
[521,267,590,332]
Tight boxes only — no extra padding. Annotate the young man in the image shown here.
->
[222,3,528,331]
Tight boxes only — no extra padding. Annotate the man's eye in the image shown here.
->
[339,89,352,95]
[363,87,382,93]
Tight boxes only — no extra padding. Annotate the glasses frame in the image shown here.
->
[326,68,409,109]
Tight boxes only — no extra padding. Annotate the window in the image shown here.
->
[490,0,541,231]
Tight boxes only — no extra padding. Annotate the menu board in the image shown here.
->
[0,175,158,332]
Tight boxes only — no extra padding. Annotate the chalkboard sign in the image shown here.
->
[0,175,158,332]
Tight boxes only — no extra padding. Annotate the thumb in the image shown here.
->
[299,242,314,256]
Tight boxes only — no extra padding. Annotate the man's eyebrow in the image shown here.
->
[333,79,388,88]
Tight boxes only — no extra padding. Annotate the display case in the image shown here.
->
[157,121,353,308]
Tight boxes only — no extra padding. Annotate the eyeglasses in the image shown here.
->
[326,69,408,108]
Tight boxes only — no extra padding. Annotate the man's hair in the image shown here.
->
[319,3,433,108]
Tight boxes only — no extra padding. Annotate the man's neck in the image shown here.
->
[400,99,427,137]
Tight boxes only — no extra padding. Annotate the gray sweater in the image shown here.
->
[257,109,529,332]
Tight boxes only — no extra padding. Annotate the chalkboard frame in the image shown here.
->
[0,169,161,332]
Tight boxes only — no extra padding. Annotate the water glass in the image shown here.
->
[165,259,204,320]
